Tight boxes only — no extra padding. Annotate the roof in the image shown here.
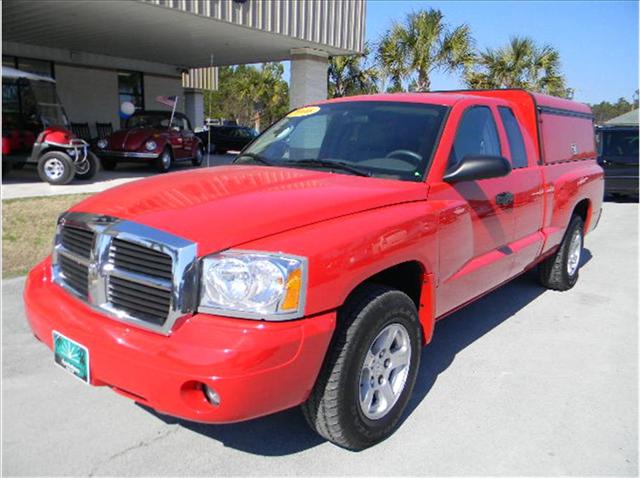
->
[605,109,639,126]
[1,66,55,83]
[316,89,592,115]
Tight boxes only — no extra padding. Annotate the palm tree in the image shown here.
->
[465,37,572,98]
[328,44,379,98]
[376,9,474,92]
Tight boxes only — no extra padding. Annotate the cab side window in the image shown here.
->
[449,106,501,169]
[498,106,528,168]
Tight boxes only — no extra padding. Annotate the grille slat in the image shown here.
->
[108,284,171,310]
[60,226,94,258]
[112,239,172,263]
[108,276,171,298]
[58,254,89,297]
[110,239,173,279]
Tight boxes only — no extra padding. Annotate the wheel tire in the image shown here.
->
[37,151,75,185]
[302,284,422,450]
[74,152,101,180]
[154,148,173,173]
[192,147,204,167]
[101,157,117,171]
[539,215,584,291]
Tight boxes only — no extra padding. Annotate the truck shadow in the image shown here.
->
[141,249,592,456]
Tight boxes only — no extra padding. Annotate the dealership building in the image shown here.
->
[2,0,366,136]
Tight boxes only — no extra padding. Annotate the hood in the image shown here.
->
[70,165,427,256]
[108,127,158,151]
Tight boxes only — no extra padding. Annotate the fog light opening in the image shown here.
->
[204,385,221,406]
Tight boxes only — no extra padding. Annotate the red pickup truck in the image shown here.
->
[24,90,603,450]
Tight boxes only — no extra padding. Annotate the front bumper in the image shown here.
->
[24,259,335,423]
[95,150,159,160]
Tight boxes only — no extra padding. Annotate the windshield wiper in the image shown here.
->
[283,158,371,177]
[234,152,273,166]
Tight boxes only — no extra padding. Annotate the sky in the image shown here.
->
[285,0,638,104]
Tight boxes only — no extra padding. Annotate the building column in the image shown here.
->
[289,48,329,109]
[183,88,204,128]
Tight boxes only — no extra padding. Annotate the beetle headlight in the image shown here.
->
[97,139,108,149]
[145,140,157,151]
[198,251,306,320]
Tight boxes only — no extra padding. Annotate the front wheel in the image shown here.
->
[539,215,584,291]
[154,148,173,173]
[74,152,101,180]
[302,284,422,450]
[37,151,75,185]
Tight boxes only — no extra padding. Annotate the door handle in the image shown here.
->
[496,191,514,206]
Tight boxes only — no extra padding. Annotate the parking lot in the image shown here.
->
[1,153,235,200]
[2,201,637,476]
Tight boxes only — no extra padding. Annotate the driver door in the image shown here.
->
[430,104,517,316]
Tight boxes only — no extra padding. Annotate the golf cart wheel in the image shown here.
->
[101,157,117,171]
[37,151,75,185]
[192,147,204,166]
[154,147,173,173]
[74,152,101,180]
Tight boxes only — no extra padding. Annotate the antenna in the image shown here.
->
[207,53,214,168]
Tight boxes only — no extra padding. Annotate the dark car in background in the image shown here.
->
[94,110,204,173]
[197,125,258,154]
[597,125,639,198]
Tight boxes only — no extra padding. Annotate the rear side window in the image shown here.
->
[601,129,639,157]
[449,106,501,168]
[498,106,528,168]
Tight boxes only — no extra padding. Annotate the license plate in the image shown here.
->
[53,331,90,384]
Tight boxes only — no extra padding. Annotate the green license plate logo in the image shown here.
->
[53,331,90,384]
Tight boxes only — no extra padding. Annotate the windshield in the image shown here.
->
[30,81,68,128]
[2,78,68,130]
[241,101,448,181]
[127,113,171,129]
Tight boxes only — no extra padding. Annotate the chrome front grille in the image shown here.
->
[52,212,198,335]
[107,239,173,325]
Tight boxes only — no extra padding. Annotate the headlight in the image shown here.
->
[145,140,157,151]
[198,251,307,320]
[97,139,108,149]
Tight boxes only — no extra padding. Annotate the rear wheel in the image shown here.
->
[302,284,421,450]
[192,146,204,166]
[154,148,172,173]
[539,215,584,291]
[74,152,100,180]
[37,151,75,185]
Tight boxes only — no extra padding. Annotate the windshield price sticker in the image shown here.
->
[287,106,320,118]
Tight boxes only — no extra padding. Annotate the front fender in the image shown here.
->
[237,201,441,342]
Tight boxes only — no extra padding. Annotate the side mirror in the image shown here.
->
[443,155,511,183]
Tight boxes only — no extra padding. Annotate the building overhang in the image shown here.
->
[2,0,363,68]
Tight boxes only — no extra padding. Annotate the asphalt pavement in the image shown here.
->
[2,201,637,476]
